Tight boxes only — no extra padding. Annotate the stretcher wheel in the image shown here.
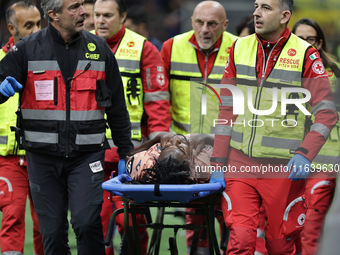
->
[119,233,130,255]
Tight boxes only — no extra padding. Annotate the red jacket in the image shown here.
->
[212,26,337,167]
[106,26,170,137]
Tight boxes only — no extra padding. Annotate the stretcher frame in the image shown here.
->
[102,179,223,255]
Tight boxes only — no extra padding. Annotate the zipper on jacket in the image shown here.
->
[247,36,283,157]
[65,62,92,157]
[54,77,58,105]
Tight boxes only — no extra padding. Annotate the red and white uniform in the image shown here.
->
[0,37,43,255]
[212,27,337,254]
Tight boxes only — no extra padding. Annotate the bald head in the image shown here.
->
[191,1,228,51]
[193,1,227,20]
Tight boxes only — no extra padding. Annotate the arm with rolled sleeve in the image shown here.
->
[141,41,171,139]
[104,45,134,159]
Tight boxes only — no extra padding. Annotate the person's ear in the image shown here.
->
[121,12,127,24]
[280,10,291,24]
[8,23,17,37]
[223,18,229,31]
[48,10,58,22]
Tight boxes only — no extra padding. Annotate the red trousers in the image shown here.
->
[301,177,335,255]
[0,156,43,254]
[222,177,306,255]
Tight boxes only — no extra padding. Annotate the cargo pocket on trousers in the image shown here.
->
[0,177,13,207]
[90,171,105,205]
[281,195,307,237]
[29,181,47,215]
[222,191,233,227]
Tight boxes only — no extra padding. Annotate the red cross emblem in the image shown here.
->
[312,61,325,74]
[156,73,165,86]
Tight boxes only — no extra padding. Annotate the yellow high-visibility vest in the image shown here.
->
[169,30,238,135]
[230,34,311,159]
[0,48,25,156]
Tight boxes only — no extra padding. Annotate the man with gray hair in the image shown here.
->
[0,0,133,254]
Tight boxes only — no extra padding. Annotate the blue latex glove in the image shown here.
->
[0,76,22,97]
[118,158,127,176]
[111,174,132,184]
[209,171,226,190]
[286,154,311,180]
[110,174,132,196]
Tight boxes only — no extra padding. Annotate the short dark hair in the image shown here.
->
[116,0,127,16]
[84,0,95,4]
[97,0,127,16]
[280,0,294,14]
[235,15,255,36]
[6,1,36,25]
[126,5,147,25]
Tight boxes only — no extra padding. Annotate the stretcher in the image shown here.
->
[102,178,224,255]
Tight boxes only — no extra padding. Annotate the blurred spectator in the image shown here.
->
[125,5,163,51]
[235,15,255,37]
[292,17,339,255]
[84,0,95,31]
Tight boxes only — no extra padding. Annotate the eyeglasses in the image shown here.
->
[298,36,318,45]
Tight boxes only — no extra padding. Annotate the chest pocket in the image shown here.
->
[72,77,97,110]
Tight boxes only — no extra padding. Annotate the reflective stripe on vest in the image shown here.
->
[230,34,310,159]
[23,57,106,152]
[106,29,145,141]
[21,109,105,121]
[108,138,142,148]
[169,30,238,134]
